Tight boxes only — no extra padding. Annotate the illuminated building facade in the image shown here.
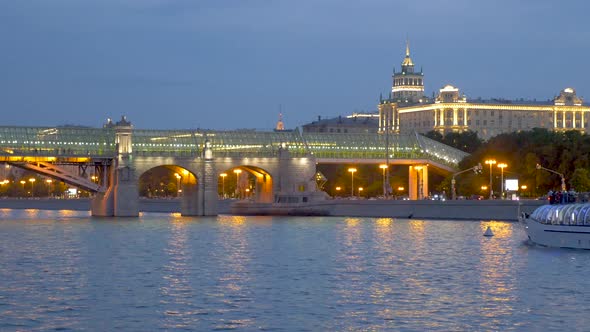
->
[379,45,590,140]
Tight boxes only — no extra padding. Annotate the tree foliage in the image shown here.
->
[458,128,590,197]
[425,130,483,153]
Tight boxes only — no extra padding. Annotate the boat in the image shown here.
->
[521,203,590,249]
[230,192,331,216]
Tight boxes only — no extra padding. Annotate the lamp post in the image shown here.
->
[20,180,25,195]
[29,178,36,197]
[220,173,227,198]
[174,173,181,197]
[358,187,363,197]
[335,186,341,197]
[497,163,507,199]
[379,164,388,197]
[348,168,357,197]
[234,169,242,198]
[485,159,496,199]
[521,185,527,198]
[46,179,52,197]
[536,163,566,191]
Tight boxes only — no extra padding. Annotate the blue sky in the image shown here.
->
[1,0,589,130]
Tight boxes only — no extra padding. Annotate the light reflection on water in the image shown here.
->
[2,211,590,331]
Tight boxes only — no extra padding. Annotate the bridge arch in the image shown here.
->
[219,165,273,203]
[138,165,197,198]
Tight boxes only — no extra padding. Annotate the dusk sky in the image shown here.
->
[1,0,589,130]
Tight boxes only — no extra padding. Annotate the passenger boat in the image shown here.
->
[522,203,590,249]
[230,192,331,216]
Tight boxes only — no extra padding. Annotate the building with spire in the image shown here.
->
[391,41,426,104]
[377,43,590,139]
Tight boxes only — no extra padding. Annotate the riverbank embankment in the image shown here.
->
[0,197,545,221]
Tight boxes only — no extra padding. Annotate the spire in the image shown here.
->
[401,39,414,68]
[275,112,284,131]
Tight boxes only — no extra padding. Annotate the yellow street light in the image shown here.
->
[29,178,36,197]
[358,187,363,196]
[174,173,182,196]
[220,173,227,198]
[497,163,507,199]
[234,169,243,198]
[521,184,528,198]
[348,168,357,197]
[485,159,497,199]
[46,179,53,197]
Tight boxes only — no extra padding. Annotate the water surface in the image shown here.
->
[0,209,588,331]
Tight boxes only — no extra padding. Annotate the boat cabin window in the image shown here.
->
[533,203,590,226]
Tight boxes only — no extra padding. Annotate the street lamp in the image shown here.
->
[234,169,242,198]
[174,173,181,197]
[358,187,363,197]
[219,173,227,198]
[20,180,25,195]
[497,163,507,199]
[379,164,388,197]
[29,178,36,197]
[536,163,566,191]
[335,186,341,197]
[485,159,496,199]
[521,185,527,198]
[348,168,357,197]
[46,179,52,197]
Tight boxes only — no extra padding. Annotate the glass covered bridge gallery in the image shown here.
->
[0,123,467,216]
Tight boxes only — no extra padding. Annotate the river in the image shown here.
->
[1,209,589,331]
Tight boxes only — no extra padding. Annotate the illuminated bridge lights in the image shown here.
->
[0,127,468,168]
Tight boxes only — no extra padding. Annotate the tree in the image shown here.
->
[570,168,590,192]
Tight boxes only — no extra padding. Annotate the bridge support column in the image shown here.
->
[408,165,429,200]
[91,165,138,217]
[409,166,418,200]
[181,140,218,216]
[91,116,139,217]
[255,174,273,203]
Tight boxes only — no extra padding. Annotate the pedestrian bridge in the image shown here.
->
[0,119,469,216]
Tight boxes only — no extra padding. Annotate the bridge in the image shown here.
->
[0,117,468,216]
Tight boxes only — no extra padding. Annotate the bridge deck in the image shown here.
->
[0,126,468,168]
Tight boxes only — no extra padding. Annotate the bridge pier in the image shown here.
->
[408,165,429,200]
[91,164,139,217]
[180,161,217,216]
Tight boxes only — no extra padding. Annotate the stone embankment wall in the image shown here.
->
[321,199,545,221]
[0,198,545,221]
